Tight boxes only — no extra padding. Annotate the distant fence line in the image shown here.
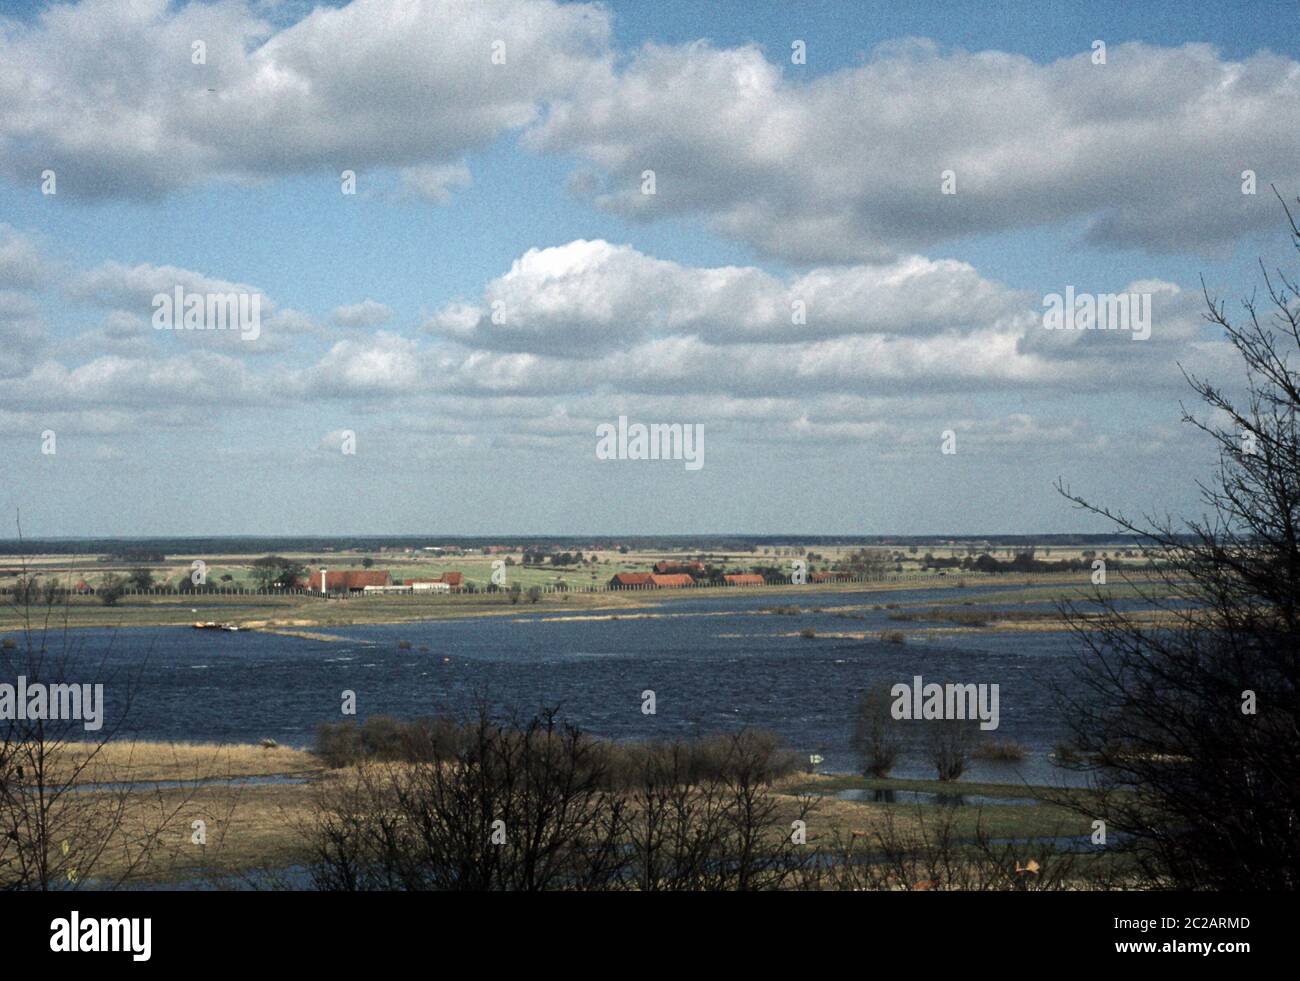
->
[0,570,957,600]
[0,586,329,598]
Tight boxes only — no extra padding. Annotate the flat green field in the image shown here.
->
[0,587,645,631]
[0,567,1162,632]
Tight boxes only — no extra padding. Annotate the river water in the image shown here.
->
[7,583,1133,785]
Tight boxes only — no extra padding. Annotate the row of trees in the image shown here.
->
[521,551,590,566]
[6,555,305,605]
[919,551,1131,574]
[851,687,987,782]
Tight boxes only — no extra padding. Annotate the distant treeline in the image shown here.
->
[921,550,1147,573]
[102,548,166,563]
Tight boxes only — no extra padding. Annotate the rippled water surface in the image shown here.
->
[7,584,1140,783]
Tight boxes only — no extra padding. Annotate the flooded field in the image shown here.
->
[7,584,1138,784]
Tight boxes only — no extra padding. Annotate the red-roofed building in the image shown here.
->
[408,572,464,592]
[301,569,393,592]
[811,571,854,583]
[723,574,765,586]
[609,572,653,588]
[649,573,694,588]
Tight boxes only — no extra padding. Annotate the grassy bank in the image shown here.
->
[0,587,649,632]
[0,570,1124,632]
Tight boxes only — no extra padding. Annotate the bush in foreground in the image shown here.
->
[308,709,810,891]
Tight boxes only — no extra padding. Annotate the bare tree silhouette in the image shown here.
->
[1054,192,1300,889]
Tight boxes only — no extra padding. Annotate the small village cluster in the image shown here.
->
[287,560,857,594]
[609,561,852,589]
[298,569,465,594]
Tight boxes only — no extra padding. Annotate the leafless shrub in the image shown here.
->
[1,523,200,890]
[310,708,625,891]
[924,718,978,782]
[973,737,1027,762]
[617,733,816,891]
[307,710,812,891]
[851,687,902,778]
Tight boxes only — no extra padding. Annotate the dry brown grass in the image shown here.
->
[53,740,319,786]
[56,781,319,883]
[16,743,1094,887]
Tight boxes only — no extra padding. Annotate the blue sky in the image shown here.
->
[1,0,1297,537]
